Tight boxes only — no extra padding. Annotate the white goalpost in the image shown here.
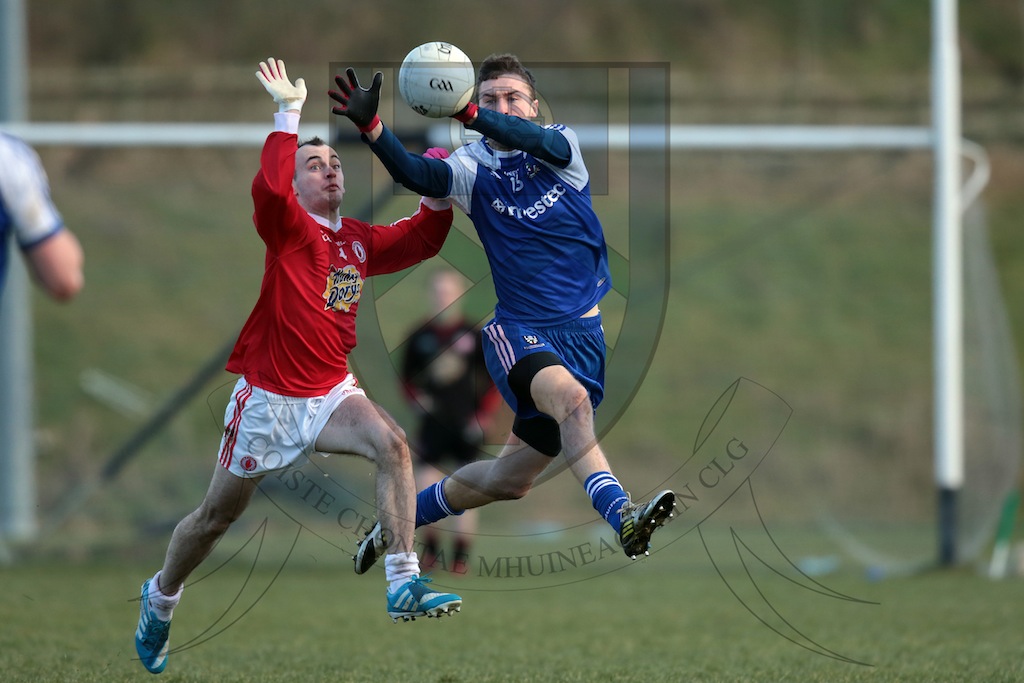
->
[0,0,984,566]
[930,0,965,566]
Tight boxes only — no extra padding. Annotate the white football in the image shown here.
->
[398,42,475,118]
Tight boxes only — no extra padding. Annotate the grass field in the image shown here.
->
[3,534,1023,683]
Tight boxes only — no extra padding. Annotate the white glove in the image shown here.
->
[256,58,307,113]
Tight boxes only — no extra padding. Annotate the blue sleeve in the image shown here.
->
[366,126,452,198]
[468,107,572,168]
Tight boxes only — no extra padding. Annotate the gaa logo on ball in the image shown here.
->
[398,41,475,118]
[429,77,456,92]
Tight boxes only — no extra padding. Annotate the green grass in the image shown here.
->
[2,538,1024,683]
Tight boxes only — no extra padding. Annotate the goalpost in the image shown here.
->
[0,0,988,567]
[930,0,965,566]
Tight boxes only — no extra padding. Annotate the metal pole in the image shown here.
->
[0,0,26,122]
[932,0,963,565]
[0,0,35,544]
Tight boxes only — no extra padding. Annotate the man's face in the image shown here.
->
[477,75,538,119]
[293,144,345,217]
[430,271,464,315]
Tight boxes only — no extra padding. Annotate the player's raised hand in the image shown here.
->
[256,58,307,113]
[329,68,383,133]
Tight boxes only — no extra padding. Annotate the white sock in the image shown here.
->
[148,571,183,621]
[384,552,420,594]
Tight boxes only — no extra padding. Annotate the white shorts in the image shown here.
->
[217,375,366,478]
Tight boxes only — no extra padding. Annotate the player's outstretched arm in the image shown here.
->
[452,102,572,168]
[419,147,453,211]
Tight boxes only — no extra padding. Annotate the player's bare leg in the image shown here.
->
[159,466,262,593]
[437,366,608,507]
[527,364,612,480]
[315,395,417,554]
[531,364,676,558]
[318,395,461,619]
[136,464,261,673]
[443,439,551,508]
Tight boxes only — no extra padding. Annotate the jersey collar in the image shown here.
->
[309,211,343,233]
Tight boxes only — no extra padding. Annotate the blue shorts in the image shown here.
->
[481,314,606,419]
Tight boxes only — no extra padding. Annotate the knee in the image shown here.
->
[489,472,534,501]
[371,422,411,470]
[197,501,242,536]
[499,481,532,501]
[547,382,592,424]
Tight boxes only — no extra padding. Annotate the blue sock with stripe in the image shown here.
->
[585,471,629,534]
[415,478,463,528]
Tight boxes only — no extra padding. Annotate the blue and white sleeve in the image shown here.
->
[0,136,64,250]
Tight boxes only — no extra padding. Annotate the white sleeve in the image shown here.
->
[0,135,64,249]
[274,111,300,134]
[445,148,478,217]
[545,124,589,192]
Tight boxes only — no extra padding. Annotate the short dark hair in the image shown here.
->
[476,53,536,100]
[298,136,329,149]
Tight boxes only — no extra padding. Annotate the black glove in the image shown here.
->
[329,68,383,132]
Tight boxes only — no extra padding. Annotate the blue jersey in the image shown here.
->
[0,133,65,287]
[444,125,611,326]
[368,113,611,327]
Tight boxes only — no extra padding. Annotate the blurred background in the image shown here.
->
[2,0,1024,579]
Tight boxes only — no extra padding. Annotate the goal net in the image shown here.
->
[668,145,1021,576]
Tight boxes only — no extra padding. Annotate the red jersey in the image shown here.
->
[226,130,453,396]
